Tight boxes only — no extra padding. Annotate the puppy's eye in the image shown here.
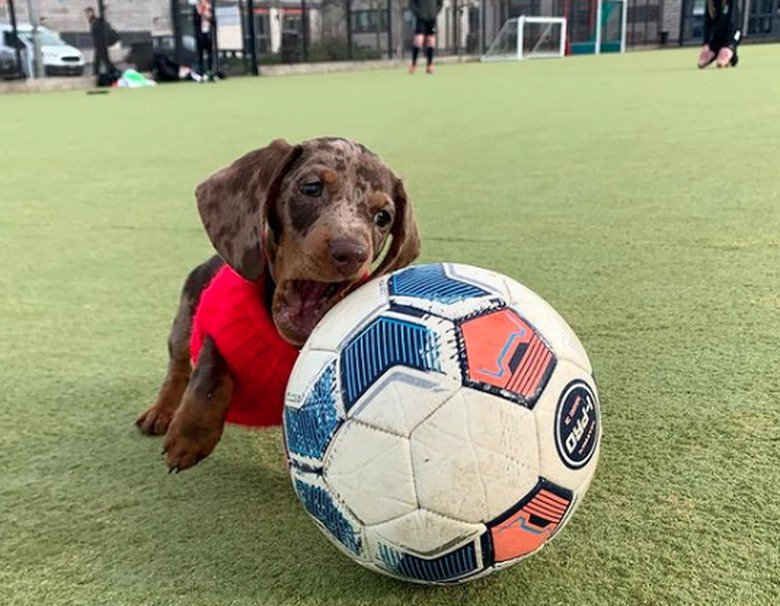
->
[299,181,323,197]
[374,209,393,229]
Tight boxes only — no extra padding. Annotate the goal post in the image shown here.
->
[567,0,627,55]
[481,16,567,62]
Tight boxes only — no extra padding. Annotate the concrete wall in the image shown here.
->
[3,0,173,38]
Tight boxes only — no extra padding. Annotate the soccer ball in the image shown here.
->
[283,263,600,584]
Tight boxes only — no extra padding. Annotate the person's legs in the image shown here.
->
[410,20,425,73]
[711,10,740,67]
[719,27,741,67]
[95,47,114,75]
[197,35,206,76]
[204,32,214,77]
[424,21,436,74]
[424,37,435,73]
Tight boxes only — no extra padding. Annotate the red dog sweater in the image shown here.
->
[190,266,299,427]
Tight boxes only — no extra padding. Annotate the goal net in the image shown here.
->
[481,17,567,62]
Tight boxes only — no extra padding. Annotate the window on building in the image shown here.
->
[350,10,389,34]
[283,14,302,35]
[254,12,271,54]
[680,0,707,42]
[749,0,778,35]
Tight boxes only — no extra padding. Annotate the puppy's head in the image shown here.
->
[196,137,420,346]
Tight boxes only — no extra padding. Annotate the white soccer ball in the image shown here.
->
[283,263,600,584]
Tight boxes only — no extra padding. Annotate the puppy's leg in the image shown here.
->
[137,256,224,435]
[163,336,233,472]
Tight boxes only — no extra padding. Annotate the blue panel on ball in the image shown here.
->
[285,363,341,460]
[341,317,441,412]
[377,541,480,582]
[389,264,489,304]
[295,480,362,556]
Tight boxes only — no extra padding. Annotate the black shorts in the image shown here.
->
[706,11,741,52]
[414,18,436,36]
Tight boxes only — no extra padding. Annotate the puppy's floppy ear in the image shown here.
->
[195,139,302,281]
[375,179,421,276]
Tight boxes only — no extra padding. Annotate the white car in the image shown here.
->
[0,24,85,77]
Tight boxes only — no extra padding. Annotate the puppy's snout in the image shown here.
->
[329,238,369,276]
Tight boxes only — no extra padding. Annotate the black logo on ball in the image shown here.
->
[555,381,599,469]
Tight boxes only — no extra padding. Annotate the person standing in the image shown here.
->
[84,7,116,77]
[194,0,216,79]
[409,0,443,74]
[697,0,741,68]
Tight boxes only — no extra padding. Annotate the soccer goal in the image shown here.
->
[481,16,567,62]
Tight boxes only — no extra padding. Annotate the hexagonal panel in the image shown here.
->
[324,421,417,525]
[390,263,490,303]
[339,312,460,414]
[411,388,540,523]
[459,308,556,408]
[388,263,505,320]
[284,358,343,464]
[349,368,461,437]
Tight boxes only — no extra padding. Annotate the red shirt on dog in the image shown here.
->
[190,266,299,427]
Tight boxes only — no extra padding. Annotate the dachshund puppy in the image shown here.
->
[136,138,420,471]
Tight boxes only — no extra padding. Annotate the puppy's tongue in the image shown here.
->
[280,280,341,337]
[294,280,332,309]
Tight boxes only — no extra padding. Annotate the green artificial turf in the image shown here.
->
[1,46,779,606]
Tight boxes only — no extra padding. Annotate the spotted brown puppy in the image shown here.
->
[136,138,420,471]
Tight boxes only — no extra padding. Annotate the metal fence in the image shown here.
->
[0,0,485,78]
[144,0,485,73]
[3,0,778,80]
[625,0,662,46]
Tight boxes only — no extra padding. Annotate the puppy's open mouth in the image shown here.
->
[274,279,356,345]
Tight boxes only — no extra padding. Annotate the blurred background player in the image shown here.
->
[698,0,741,68]
[194,0,216,79]
[409,0,443,74]
[84,7,116,78]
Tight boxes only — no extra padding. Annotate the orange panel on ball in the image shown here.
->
[460,309,555,404]
[490,488,571,562]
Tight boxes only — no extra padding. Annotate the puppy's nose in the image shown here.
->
[329,238,369,276]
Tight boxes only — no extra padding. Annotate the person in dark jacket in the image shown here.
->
[193,0,216,79]
[84,7,116,76]
[697,0,741,68]
[409,0,443,74]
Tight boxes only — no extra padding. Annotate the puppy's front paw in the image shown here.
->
[136,405,174,436]
[162,413,223,472]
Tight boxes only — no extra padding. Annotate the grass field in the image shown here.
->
[2,46,780,606]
